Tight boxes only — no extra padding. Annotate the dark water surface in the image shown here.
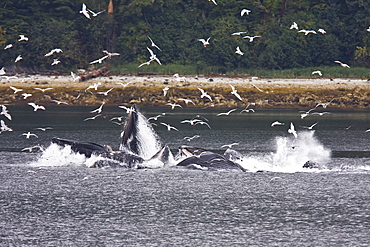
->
[0,106,369,246]
[1,167,369,246]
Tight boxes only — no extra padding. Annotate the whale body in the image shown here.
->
[51,104,246,171]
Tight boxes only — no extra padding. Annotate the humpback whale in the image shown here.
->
[51,104,246,171]
[176,146,246,172]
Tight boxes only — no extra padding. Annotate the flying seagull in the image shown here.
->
[271,121,285,127]
[235,46,244,56]
[198,88,213,101]
[147,36,162,51]
[311,111,331,116]
[250,82,264,92]
[243,35,262,42]
[34,127,53,131]
[231,32,247,36]
[148,114,164,121]
[230,84,243,101]
[22,93,32,99]
[312,70,322,76]
[51,59,60,66]
[44,48,63,57]
[84,114,101,121]
[90,55,109,64]
[0,105,12,120]
[87,8,106,17]
[15,55,22,63]
[28,103,46,112]
[71,71,80,82]
[166,103,182,110]
[4,44,13,50]
[1,120,12,132]
[28,103,46,111]
[22,132,38,139]
[9,86,23,94]
[240,107,255,113]
[18,35,28,42]
[97,88,114,96]
[334,60,350,68]
[79,3,91,19]
[34,87,53,92]
[163,86,169,96]
[177,98,195,105]
[315,99,334,109]
[301,122,319,130]
[198,37,211,47]
[194,121,212,129]
[290,22,298,30]
[21,145,44,152]
[180,119,203,126]
[0,67,5,75]
[102,50,120,58]
[173,73,186,82]
[51,99,69,105]
[221,143,239,149]
[119,105,135,114]
[184,135,200,142]
[241,9,251,16]
[86,82,102,91]
[138,60,152,68]
[90,102,105,114]
[288,122,298,138]
[116,81,132,87]
[217,109,237,116]
[208,0,217,5]
[160,122,178,131]
[317,28,326,34]
[298,29,317,35]
[147,47,162,65]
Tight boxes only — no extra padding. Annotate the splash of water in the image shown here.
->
[240,131,331,172]
[120,110,162,160]
[32,110,164,167]
[31,143,137,168]
[29,143,87,167]
[31,126,331,172]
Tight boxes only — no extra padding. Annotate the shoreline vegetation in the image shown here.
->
[0,69,369,109]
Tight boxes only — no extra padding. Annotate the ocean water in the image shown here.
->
[0,105,369,246]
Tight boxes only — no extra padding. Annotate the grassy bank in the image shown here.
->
[111,63,370,79]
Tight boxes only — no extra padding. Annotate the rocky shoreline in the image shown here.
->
[0,75,369,108]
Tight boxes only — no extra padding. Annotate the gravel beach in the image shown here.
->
[1,74,370,89]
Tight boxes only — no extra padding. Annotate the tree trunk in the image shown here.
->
[80,64,110,82]
[108,0,113,15]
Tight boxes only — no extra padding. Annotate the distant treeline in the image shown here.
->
[1,0,370,73]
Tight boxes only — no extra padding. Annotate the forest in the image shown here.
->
[1,0,370,75]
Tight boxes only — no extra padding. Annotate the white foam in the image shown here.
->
[135,112,162,159]
[29,143,87,167]
[239,131,331,173]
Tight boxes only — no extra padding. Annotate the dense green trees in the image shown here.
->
[0,0,370,73]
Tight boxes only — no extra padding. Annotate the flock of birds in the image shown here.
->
[129,3,360,76]
[0,3,118,80]
[1,1,367,80]
[0,2,369,152]
[3,76,369,154]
